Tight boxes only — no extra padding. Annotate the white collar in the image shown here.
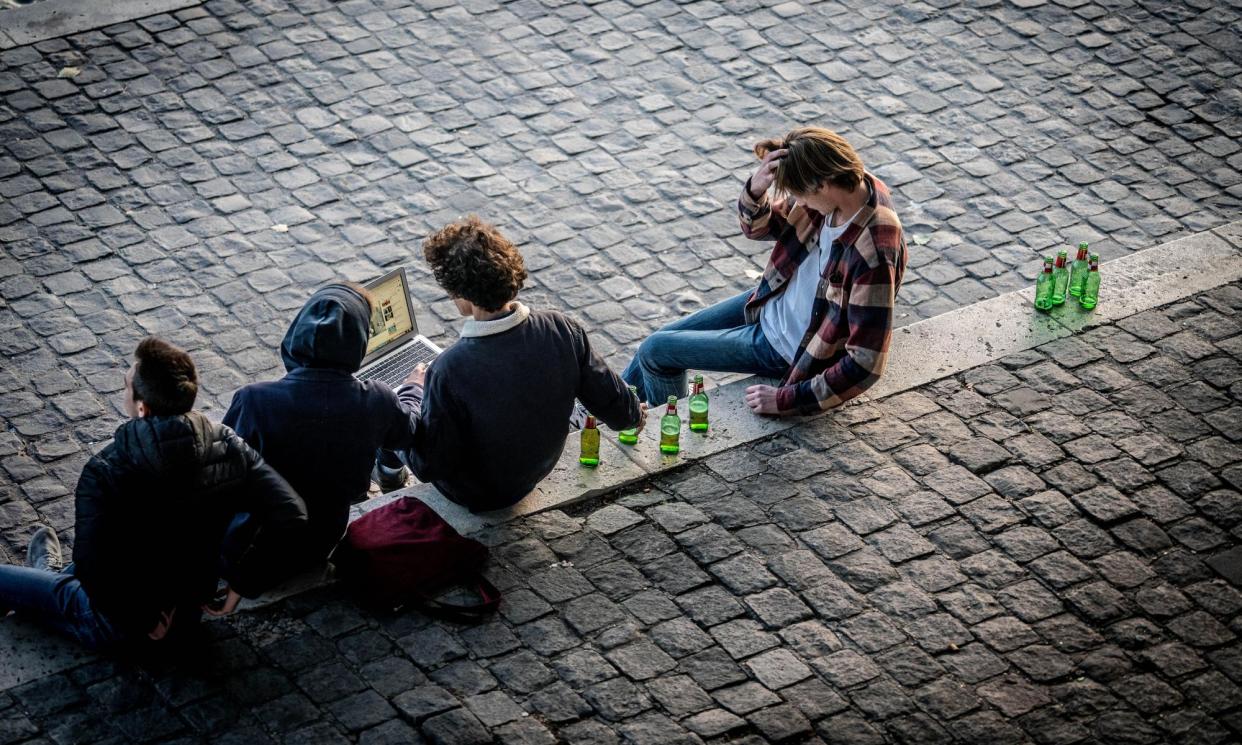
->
[460,302,530,338]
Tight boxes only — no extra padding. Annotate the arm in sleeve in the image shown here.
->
[377,383,419,451]
[220,431,309,598]
[221,389,260,451]
[738,177,791,241]
[571,321,640,431]
[774,260,897,415]
[401,372,463,484]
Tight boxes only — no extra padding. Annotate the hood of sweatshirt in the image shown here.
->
[280,284,371,373]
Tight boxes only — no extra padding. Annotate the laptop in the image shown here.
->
[357,267,444,389]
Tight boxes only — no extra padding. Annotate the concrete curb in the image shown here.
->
[377,219,1242,537]
[0,0,201,49]
[2,219,1239,689]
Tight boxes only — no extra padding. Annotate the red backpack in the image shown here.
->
[335,497,500,623]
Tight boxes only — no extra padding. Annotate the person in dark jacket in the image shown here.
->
[0,337,307,649]
[223,282,419,562]
[375,216,645,512]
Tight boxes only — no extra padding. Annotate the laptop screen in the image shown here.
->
[365,271,416,356]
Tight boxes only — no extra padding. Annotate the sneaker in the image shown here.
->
[371,461,409,493]
[26,525,63,572]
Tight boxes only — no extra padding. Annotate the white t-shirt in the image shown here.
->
[760,210,857,363]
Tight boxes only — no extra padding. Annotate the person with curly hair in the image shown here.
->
[375,216,644,512]
[623,126,907,416]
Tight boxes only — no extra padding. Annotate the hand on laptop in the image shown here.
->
[403,363,427,388]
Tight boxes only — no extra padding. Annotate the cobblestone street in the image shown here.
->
[2,0,1242,558]
[2,0,1242,742]
[0,285,1239,744]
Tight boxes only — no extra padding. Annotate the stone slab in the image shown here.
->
[1207,546,1242,588]
[613,376,803,473]
[1207,546,1242,587]
[1049,230,1242,333]
[0,0,202,48]
[1214,220,1242,249]
[865,287,1070,401]
[0,616,93,690]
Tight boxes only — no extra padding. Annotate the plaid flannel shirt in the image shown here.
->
[738,172,906,415]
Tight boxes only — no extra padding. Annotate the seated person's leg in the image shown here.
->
[623,290,756,401]
[0,562,119,650]
[631,320,787,404]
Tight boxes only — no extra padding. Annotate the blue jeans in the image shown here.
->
[622,290,789,404]
[0,563,122,650]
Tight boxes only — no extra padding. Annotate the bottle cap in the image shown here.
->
[584,415,596,429]
[667,395,677,404]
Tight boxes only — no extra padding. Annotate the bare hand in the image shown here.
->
[403,363,427,388]
[749,148,788,199]
[744,384,781,416]
[148,607,176,640]
[633,403,648,435]
[202,587,242,618]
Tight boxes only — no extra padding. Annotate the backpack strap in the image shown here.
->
[411,577,501,625]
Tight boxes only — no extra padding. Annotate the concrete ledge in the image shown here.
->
[0,0,201,49]
[358,220,1242,536]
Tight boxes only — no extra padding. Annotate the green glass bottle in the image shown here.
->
[579,415,600,467]
[618,385,639,445]
[689,375,708,432]
[659,395,680,454]
[1079,253,1100,310]
[1051,249,1069,305]
[1069,242,1090,297]
[1034,256,1054,311]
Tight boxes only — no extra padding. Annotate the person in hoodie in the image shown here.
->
[0,337,307,650]
[222,282,419,566]
[374,216,645,513]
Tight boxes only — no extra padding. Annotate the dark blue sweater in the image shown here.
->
[397,305,639,512]
[224,285,418,558]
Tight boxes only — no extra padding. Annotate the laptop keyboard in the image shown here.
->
[361,341,439,388]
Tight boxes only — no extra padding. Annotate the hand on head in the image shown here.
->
[749,148,788,199]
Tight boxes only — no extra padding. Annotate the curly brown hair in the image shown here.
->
[423,216,527,312]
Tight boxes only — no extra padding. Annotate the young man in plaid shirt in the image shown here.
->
[622,127,907,416]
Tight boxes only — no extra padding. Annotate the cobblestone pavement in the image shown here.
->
[2,284,1241,743]
[2,0,1242,554]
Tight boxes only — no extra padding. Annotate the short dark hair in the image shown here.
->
[423,216,527,312]
[132,337,198,415]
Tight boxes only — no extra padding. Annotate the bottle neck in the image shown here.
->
[1076,248,1088,260]
[1054,255,1066,268]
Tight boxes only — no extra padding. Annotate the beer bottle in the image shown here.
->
[618,385,640,445]
[580,415,600,466]
[1051,249,1069,305]
[689,375,709,432]
[1069,242,1090,297]
[1034,257,1054,311]
[1079,253,1100,310]
[659,395,681,454]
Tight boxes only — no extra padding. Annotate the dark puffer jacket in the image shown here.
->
[73,411,307,638]
[223,284,419,559]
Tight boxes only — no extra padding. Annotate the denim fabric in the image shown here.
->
[622,290,789,404]
[0,562,123,650]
